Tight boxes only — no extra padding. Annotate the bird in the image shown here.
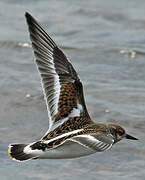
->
[8,12,138,162]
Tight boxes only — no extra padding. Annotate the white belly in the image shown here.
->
[38,140,96,159]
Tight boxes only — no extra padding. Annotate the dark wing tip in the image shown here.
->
[25,12,30,18]
[25,12,35,25]
[25,12,57,49]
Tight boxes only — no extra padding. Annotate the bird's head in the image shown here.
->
[108,124,138,143]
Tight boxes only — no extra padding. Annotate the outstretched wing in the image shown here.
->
[25,12,92,132]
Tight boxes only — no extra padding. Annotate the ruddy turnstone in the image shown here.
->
[8,12,138,162]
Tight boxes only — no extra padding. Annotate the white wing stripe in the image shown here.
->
[35,49,61,130]
[71,135,114,152]
[44,129,83,144]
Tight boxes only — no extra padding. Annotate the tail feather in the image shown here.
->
[8,144,37,162]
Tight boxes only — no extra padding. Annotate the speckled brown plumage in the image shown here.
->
[53,82,77,123]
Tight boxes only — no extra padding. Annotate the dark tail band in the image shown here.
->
[8,144,36,162]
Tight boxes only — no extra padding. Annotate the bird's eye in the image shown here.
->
[118,130,124,136]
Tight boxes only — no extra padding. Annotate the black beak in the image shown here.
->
[126,134,138,140]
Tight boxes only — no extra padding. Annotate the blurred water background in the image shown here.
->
[0,0,145,179]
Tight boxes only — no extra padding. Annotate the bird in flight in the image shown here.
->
[8,12,138,162]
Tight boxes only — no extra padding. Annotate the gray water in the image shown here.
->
[0,0,145,179]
